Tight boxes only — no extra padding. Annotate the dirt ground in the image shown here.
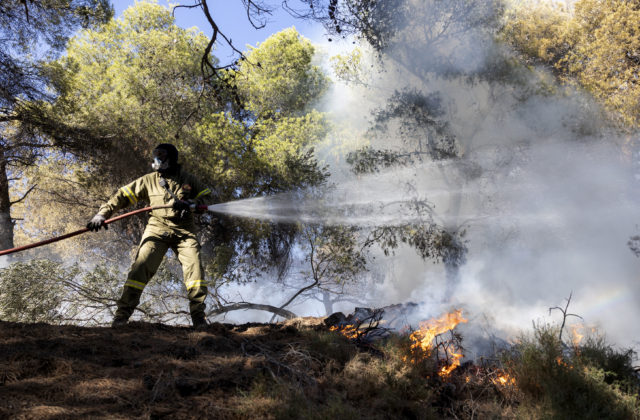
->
[0,318,327,419]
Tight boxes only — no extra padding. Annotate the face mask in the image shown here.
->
[152,148,170,171]
[152,157,169,171]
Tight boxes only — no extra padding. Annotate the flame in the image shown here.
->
[571,324,585,347]
[406,309,468,377]
[492,372,516,386]
[409,309,468,353]
[330,324,359,340]
[555,356,574,369]
[440,350,464,376]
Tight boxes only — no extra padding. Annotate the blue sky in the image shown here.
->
[111,0,322,61]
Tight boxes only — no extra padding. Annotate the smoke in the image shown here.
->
[302,0,640,348]
[203,0,640,350]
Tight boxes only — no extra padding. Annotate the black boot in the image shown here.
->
[191,313,208,329]
[112,285,142,328]
[111,315,129,328]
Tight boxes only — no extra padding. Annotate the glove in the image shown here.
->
[172,200,191,212]
[173,200,191,219]
[87,214,107,231]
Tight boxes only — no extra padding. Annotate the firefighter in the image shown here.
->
[87,143,212,328]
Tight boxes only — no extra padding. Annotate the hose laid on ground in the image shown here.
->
[0,205,174,257]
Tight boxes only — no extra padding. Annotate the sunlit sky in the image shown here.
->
[111,0,323,61]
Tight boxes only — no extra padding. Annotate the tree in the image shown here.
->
[14,1,219,262]
[272,224,367,318]
[316,0,506,301]
[12,3,331,323]
[0,257,211,325]
[502,0,640,129]
[0,0,113,250]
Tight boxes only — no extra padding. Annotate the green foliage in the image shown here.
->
[294,0,403,51]
[363,223,467,267]
[21,2,331,290]
[579,336,639,392]
[45,0,214,166]
[303,224,367,284]
[345,88,458,172]
[0,259,74,323]
[0,257,199,325]
[313,0,504,76]
[235,28,328,116]
[506,322,640,419]
[0,0,113,53]
[503,0,640,128]
[346,146,414,174]
[0,0,113,109]
[344,87,468,269]
[330,47,366,85]
[193,110,328,198]
[0,0,114,249]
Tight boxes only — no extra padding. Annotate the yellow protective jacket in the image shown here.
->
[98,166,212,233]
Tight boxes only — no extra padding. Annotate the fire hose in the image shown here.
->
[0,204,211,257]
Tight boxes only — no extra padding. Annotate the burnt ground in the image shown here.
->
[0,318,338,420]
[7,315,624,420]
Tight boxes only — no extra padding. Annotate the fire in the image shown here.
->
[492,372,516,386]
[409,309,468,353]
[406,309,468,377]
[555,356,574,370]
[330,324,360,340]
[440,350,464,376]
[570,324,585,347]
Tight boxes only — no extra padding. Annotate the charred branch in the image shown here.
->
[209,302,297,319]
[549,292,583,344]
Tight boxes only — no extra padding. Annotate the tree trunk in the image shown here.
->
[322,291,334,316]
[0,150,14,250]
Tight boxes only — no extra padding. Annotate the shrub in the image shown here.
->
[0,259,76,323]
[506,322,640,419]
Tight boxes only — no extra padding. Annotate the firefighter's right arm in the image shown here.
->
[87,177,148,231]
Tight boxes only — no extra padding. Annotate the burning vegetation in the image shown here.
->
[0,307,639,419]
[403,309,468,377]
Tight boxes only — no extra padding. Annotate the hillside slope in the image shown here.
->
[1,319,336,419]
[1,318,637,419]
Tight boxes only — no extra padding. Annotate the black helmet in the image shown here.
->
[152,143,179,172]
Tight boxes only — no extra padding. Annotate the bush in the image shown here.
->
[506,322,640,419]
[0,259,76,323]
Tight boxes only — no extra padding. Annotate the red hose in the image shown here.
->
[0,205,172,257]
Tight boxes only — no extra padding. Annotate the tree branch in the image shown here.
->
[208,302,297,319]
[10,183,36,205]
[549,292,583,344]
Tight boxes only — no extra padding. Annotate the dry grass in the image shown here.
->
[0,318,637,419]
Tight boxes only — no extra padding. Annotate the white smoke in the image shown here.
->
[206,1,639,350]
[307,0,640,349]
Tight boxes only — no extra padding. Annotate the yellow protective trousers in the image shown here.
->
[114,225,207,321]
